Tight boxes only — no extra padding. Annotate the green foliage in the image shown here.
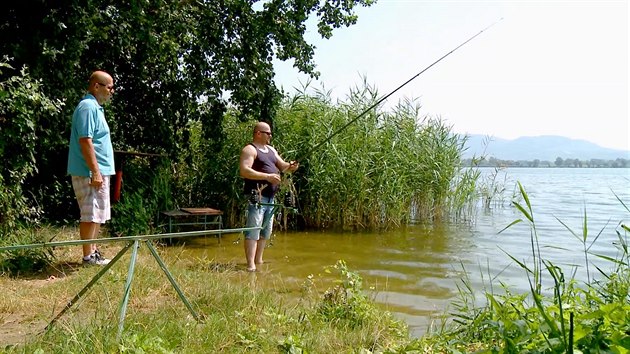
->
[109,159,173,236]
[1,2,474,231]
[477,167,509,209]
[119,333,174,354]
[1,255,407,352]
[169,80,473,230]
[463,156,629,168]
[0,0,376,223]
[316,260,378,327]
[278,335,308,354]
[0,227,54,275]
[273,86,468,229]
[109,190,155,237]
[171,115,251,227]
[0,61,63,232]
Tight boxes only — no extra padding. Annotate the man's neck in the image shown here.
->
[252,142,267,150]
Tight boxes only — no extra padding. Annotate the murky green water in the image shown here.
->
[166,224,482,337]
[163,168,630,337]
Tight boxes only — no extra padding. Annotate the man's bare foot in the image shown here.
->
[246,266,256,272]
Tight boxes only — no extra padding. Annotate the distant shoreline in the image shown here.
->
[460,157,629,168]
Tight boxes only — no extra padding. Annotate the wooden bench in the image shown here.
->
[161,207,223,236]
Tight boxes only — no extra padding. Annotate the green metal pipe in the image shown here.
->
[0,227,261,252]
[117,240,140,340]
[145,241,200,321]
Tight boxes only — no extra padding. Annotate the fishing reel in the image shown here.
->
[249,189,261,204]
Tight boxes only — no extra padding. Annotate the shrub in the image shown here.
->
[0,227,54,275]
[0,61,63,233]
[109,159,173,236]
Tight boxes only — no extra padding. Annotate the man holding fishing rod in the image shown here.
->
[239,121,299,272]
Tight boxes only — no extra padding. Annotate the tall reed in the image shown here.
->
[273,83,468,229]
[165,80,474,230]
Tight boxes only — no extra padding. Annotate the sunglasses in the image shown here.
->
[257,131,272,136]
[97,82,115,91]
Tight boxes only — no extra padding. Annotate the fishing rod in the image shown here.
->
[292,18,503,163]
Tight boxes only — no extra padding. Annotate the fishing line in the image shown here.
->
[292,18,503,163]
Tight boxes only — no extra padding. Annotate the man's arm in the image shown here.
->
[79,137,103,187]
[273,149,299,173]
[239,145,281,184]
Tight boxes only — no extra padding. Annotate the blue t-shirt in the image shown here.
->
[67,94,115,176]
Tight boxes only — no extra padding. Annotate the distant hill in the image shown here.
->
[461,135,630,161]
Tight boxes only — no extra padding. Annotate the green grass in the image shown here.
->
[407,185,630,353]
[155,80,474,232]
[0,232,409,353]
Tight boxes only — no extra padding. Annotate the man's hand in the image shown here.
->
[266,173,282,185]
[288,161,299,172]
[90,171,103,188]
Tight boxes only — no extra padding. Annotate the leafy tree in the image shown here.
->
[0,0,375,222]
[0,62,63,231]
[555,157,564,167]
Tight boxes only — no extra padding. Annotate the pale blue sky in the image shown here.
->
[272,0,629,151]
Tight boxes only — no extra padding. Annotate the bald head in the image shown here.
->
[88,71,113,87]
[252,121,273,144]
[87,70,114,104]
[253,122,270,135]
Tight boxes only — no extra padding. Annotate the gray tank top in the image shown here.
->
[243,144,279,198]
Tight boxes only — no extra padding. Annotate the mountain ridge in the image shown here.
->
[461,135,630,161]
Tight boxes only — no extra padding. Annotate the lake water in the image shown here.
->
[172,168,630,337]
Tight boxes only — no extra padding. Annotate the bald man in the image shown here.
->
[239,121,299,272]
[67,71,115,265]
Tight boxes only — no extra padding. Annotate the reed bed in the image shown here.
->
[272,84,467,230]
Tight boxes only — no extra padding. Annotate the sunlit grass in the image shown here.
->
[272,83,467,230]
[1,228,409,353]
[2,188,628,353]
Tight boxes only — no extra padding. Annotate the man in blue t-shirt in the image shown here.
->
[67,71,115,266]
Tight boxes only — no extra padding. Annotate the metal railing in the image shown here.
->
[0,227,260,340]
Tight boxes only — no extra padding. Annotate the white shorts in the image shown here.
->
[71,176,111,224]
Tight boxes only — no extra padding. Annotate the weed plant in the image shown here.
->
[272,83,467,230]
[4,79,475,238]
[109,159,174,236]
[3,190,627,352]
[0,227,54,276]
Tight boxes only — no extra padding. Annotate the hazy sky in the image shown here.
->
[272,1,629,151]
